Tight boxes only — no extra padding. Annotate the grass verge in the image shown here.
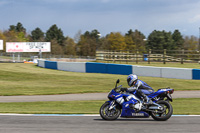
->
[0,63,200,96]
[0,98,199,115]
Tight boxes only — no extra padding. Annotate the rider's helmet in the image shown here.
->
[127,74,138,86]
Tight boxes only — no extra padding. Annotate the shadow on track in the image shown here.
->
[93,118,154,121]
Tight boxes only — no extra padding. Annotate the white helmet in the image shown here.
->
[127,74,138,86]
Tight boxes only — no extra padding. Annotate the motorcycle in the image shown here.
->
[100,79,174,121]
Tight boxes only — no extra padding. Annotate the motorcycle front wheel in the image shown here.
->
[150,100,173,121]
[99,102,121,120]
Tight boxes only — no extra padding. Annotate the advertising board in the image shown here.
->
[0,40,3,50]
[6,42,51,52]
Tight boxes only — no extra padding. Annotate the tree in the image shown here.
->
[125,35,135,50]
[9,25,16,32]
[74,30,82,43]
[78,34,96,56]
[63,37,77,55]
[9,22,26,33]
[7,22,28,42]
[17,32,29,42]
[125,29,146,51]
[146,30,174,52]
[90,29,101,39]
[45,24,65,46]
[172,30,184,49]
[3,30,29,42]
[15,22,26,33]
[106,32,126,51]
[98,37,108,50]
[31,27,44,41]
[183,36,198,50]
[50,39,64,55]
[77,29,101,56]
[4,30,18,42]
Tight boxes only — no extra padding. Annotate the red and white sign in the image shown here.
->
[0,40,3,50]
[6,42,51,52]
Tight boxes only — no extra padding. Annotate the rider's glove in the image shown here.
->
[120,87,127,92]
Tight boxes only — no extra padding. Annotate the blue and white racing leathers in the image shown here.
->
[116,79,154,110]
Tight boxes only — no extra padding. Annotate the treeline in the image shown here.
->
[0,22,199,56]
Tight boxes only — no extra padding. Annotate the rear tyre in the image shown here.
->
[99,102,121,120]
[150,100,173,121]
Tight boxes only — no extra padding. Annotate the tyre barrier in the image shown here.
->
[37,60,200,80]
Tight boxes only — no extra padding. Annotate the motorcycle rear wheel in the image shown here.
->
[150,100,173,121]
[99,102,121,120]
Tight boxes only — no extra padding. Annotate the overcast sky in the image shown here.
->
[0,0,200,38]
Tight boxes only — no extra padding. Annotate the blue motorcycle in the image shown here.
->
[100,79,174,121]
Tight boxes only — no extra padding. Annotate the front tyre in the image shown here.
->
[99,102,121,120]
[150,100,173,121]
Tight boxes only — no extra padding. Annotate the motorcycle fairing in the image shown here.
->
[148,88,174,98]
[121,101,149,118]
[108,89,130,100]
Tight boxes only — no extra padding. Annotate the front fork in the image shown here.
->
[108,101,116,110]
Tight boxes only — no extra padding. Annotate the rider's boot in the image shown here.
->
[143,95,152,105]
[129,101,142,112]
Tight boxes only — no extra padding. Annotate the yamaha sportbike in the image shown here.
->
[100,79,174,121]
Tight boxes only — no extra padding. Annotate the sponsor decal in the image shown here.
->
[6,42,51,52]
[132,113,144,116]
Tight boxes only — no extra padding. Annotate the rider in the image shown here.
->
[124,74,154,104]
[115,74,154,110]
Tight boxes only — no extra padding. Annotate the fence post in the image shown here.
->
[12,53,15,62]
[181,49,184,64]
[126,50,128,64]
[17,53,20,62]
[163,49,166,64]
[119,50,121,64]
[136,49,138,64]
[113,51,116,63]
[199,51,200,64]
[148,49,151,64]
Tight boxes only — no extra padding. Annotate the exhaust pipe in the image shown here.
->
[149,106,163,110]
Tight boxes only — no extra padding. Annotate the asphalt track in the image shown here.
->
[0,115,199,133]
[0,91,199,102]
[0,92,199,133]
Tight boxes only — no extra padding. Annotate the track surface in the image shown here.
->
[0,115,199,133]
[0,91,199,102]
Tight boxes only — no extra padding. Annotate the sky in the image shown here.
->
[0,0,200,38]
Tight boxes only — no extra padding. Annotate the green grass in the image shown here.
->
[0,63,200,96]
[0,98,199,115]
[171,98,200,115]
[0,101,104,114]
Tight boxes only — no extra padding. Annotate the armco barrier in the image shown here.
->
[86,62,107,73]
[37,60,200,80]
[161,67,192,80]
[37,60,45,68]
[45,61,57,70]
[107,63,132,75]
[57,62,86,73]
[132,66,162,77]
[86,62,132,75]
[192,69,200,80]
